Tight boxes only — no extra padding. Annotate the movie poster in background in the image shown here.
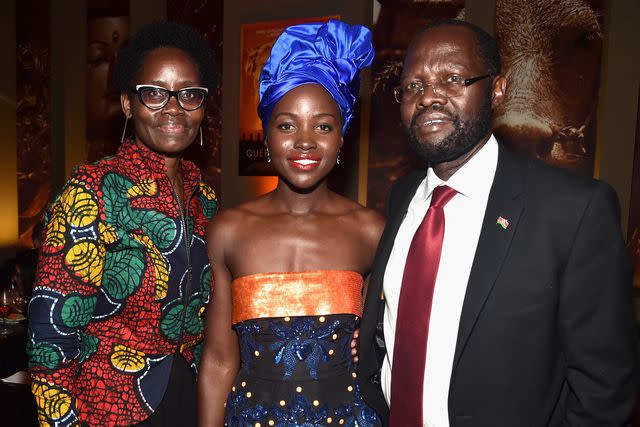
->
[238,16,338,176]
[366,0,465,212]
[86,0,130,163]
[168,0,224,192]
[493,0,603,177]
[16,0,51,247]
[627,90,640,288]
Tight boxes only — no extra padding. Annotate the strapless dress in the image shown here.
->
[224,270,381,427]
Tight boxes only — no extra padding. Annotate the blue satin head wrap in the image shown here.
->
[258,20,374,136]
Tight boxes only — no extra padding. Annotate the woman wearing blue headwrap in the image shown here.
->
[198,20,384,426]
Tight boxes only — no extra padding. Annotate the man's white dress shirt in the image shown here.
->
[381,136,498,427]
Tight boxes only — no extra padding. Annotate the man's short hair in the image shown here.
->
[416,19,501,76]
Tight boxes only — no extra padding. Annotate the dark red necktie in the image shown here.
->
[390,185,457,426]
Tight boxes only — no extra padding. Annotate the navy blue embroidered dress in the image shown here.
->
[224,270,381,427]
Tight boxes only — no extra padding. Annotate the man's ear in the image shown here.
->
[121,93,133,119]
[491,75,507,109]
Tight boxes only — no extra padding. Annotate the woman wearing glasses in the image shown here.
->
[27,22,217,427]
[198,20,384,427]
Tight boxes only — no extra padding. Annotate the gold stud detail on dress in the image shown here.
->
[268,421,275,426]
[246,391,252,398]
[313,400,320,406]
[319,316,325,322]
[352,372,357,378]
[232,386,236,392]
[332,333,338,340]
[328,349,334,355]
[284,316,290,322]
[241,381,247,387]
[327,417,333,423]
[279,400,286,406]
[347,385,353,392]
[296,386,303,393]
[254,423,261,427]
[339,419,345,425]
[254,350,260,357]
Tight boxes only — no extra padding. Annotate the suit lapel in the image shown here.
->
[452,147,525,371]
[362,170,426,369]
[369,171,427,301]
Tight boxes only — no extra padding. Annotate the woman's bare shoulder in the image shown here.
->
[207,197,269,240]
[354,204,386,243]
[331,195,386,240]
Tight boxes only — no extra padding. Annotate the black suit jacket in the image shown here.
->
[359,146,637,426]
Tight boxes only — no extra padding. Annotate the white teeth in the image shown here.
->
[424,119,446,126]
[293,159,318,165]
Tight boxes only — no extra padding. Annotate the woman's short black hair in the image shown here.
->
[113,21,217,92]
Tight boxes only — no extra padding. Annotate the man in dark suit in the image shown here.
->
[358,19,637,426]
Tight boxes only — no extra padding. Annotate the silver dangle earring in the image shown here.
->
[266,145,271,163]
[199,127,203,146]
[336,150,341,165]
[120,117,129,144]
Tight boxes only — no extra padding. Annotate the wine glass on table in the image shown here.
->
[0,288,13,336]
[9,276,26,314]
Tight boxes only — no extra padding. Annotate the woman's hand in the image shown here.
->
[351,328,360,363]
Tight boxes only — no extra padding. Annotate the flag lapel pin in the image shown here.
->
[496,216,509,230]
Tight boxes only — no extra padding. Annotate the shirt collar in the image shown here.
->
[423,134,498,202]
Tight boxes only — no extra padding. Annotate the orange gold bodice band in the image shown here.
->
[231,270,364,325]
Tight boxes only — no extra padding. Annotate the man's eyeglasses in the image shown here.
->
[393,74,493,103]
[133,85,209,111]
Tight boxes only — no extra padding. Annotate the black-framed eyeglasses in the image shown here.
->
[133,84,209,111]
[393,74,494,103]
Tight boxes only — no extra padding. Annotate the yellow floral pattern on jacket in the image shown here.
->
[28,140,217,427]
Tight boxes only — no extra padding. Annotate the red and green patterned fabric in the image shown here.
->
[27,140,217,427]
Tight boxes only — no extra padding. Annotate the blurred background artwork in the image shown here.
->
[16,0,51,248]
[85,0,130,163]
[493,0,603,177]
[237,16,338,176]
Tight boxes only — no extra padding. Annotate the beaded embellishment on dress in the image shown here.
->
[225,270,381,427]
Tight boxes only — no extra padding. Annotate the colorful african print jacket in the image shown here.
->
[27,140,218,427]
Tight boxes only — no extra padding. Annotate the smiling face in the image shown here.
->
[266,84,343,191]
[400,25,501,165]
[121,47,205,157]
